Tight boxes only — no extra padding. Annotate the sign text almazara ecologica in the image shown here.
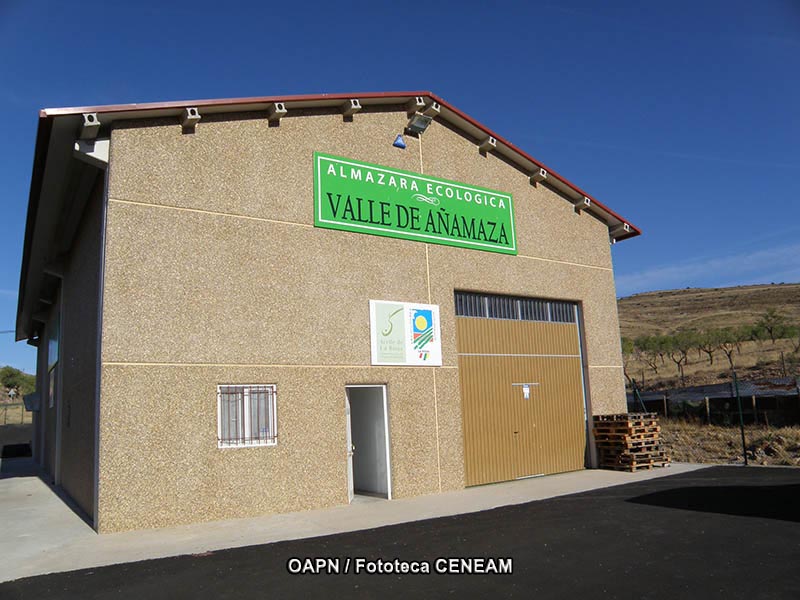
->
[313,153,516,254]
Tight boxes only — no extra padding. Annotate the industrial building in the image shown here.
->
[17,91,639,532]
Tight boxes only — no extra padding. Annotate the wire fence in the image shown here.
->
[0,403,32,426]
[627,371,800,467]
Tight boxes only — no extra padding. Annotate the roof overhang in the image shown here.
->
[17,90,640,341]
[16,114,105,341]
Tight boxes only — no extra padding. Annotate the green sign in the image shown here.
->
[314,152,516,254]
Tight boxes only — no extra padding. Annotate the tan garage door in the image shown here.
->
[455,292,587,486]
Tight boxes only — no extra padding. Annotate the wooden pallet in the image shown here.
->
[615,454,670,464]
[593,424,661,435]
[600,461,670,472]
[593,413,670,472]
[595,438,661,450]
[594,421,660,429]
[594,413,658,422]
[593,431,661,443]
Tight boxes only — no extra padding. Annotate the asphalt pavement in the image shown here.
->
[2,466,798,599]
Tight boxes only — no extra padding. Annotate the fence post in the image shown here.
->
[752,396,757,425]
[663,394,668,418]
[704,397,710,424]
[733,370,748,466]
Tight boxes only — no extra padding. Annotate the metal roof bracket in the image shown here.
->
[181,107,201,129]
[575,196,591,212]
[479,136,496,154]
[342,99,362,117]
[267,102,287,123]
[529,167,547,186]
[422,101,440,117]
[73,138,110,169]
[79,113,101,140]
[407,97,426,116]
[611,222,631,238]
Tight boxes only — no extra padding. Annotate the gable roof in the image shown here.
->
[38,90,639,238]
[18,91,640,341]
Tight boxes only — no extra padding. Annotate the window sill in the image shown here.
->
[217,441,277,449]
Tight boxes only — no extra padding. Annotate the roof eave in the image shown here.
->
[18,91,641,338]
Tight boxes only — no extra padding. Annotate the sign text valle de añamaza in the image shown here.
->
[314,153,516,254]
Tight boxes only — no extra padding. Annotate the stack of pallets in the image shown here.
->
[593,413,670,472]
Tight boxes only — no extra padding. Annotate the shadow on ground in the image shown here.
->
[627,481,800,522]
[2,466,799,599]
[0,456,40,479]
[1,424,35,479]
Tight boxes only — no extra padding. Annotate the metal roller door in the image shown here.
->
[455,292,587,486]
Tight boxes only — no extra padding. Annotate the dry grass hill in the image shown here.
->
[618,283,800,339]
[617,283,800,389]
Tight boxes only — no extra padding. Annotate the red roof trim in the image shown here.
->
[37,90,639,236]
[39,91,433,118]
[425,92,640,236]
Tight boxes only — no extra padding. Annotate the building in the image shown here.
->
[16,91,640,533]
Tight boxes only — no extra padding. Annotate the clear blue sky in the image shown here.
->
[1,0,798,373]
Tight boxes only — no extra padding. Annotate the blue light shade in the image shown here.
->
[393,134,406,149]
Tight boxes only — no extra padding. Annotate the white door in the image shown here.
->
[346,396,354,503]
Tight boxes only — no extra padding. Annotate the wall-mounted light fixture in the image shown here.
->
[407,112,433,134]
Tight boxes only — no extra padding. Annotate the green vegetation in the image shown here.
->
[622,309,800,388]
[0,366,35,397]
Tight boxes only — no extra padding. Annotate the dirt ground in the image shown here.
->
[660,419,800,466]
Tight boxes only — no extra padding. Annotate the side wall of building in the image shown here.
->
[40,310,57,476]
[98,107,625,532]
[58,180,103,518]
[32,326,49,468]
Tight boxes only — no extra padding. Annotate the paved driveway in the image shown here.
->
[2,466,799,599]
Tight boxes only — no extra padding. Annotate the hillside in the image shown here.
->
[618,283,800,339]
[617,283,800,389]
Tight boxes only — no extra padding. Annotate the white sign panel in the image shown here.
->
[370,300,442,366]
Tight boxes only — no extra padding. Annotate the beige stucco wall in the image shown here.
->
[97,365,457,531]
[99,105,626,532]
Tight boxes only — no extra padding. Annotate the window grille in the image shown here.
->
[455,291,576,324]
[217,384,277,447]
[455,291,487,318]
[487,294,518,320]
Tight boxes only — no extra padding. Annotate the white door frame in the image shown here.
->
[345,396,354,503]
[345,384,392,501]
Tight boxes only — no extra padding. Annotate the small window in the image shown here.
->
[455,291,487,318]
[217,384,277,448]
[487,294,518,320]
[455,291,577,324]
